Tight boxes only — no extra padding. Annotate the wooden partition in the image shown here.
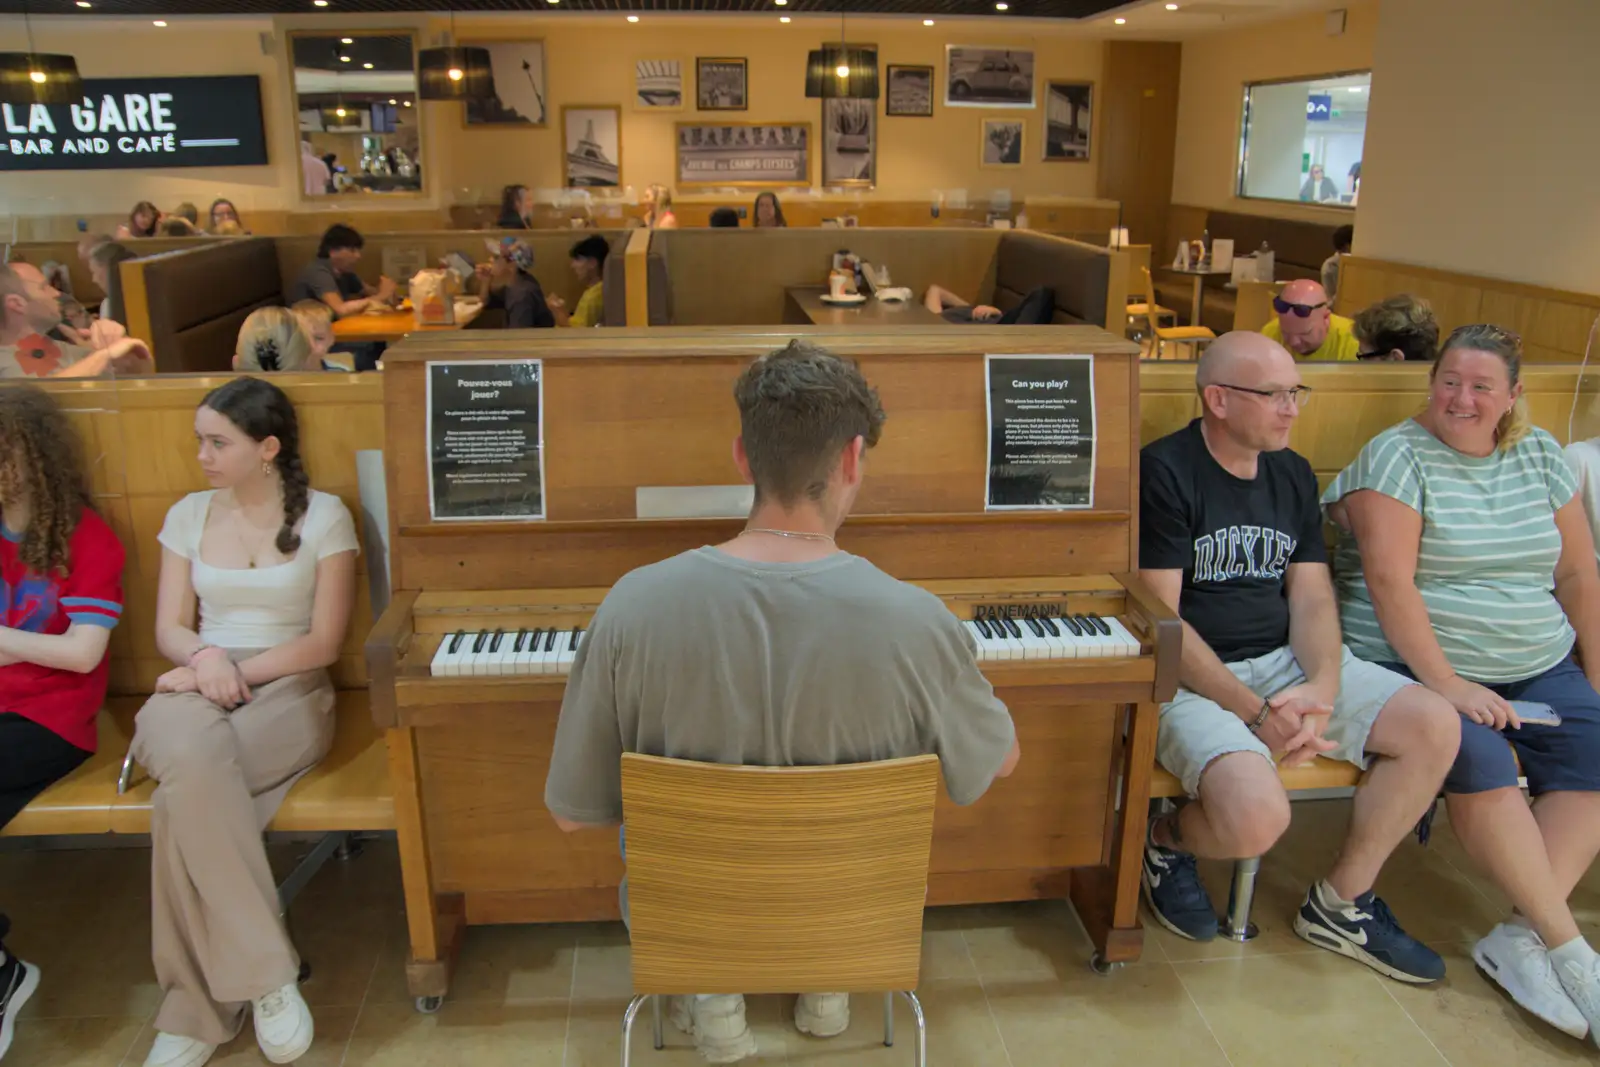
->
[1335,255,1600,364]
[121,239,285,373]
[13,373,384,696]
[7,236,218,310]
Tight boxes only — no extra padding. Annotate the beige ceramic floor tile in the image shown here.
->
[777,979,1008,1066]
[984,962,1230,1067]
[30,891,162,1020]
[1142,855,1319,963]
[959,901,1103,982]
[566,992,790,1066]
[1174,951,1448,1067]
[1371,836,1505,945]
[271,836,404,905]
[367,918,576,1006]
[343,1000,569,1067]
[0,844,152,904]
[1382,940,1594,1067]
[286,900,393,1009]
[11,1014,146,1067]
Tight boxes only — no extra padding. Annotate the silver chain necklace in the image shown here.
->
[741,527,836,544]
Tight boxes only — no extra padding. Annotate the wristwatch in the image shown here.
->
[1247,697,1271,734]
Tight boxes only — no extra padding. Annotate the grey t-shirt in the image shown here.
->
[288,258,365,310]
[544,547,1016,824]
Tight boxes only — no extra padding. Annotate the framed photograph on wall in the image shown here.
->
[676,122,809,187]
[821,98,876,187]
[885,64,934,117]
[945,46,1035,108]
[562,105,622,188]
[1043,81,1093,161]
[634,59,683,110]
[464,40,548,126]
[981,118,1025,168]
[696,57,748,111]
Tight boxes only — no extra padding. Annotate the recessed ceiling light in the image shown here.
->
[388,97,397,104]
[627,14,639,21]
[340,37,353,43]
[402,100,412,106]
[1114,17,1127,23]
[76,1,91,7]
[1166,2,1179,8]
[313,0,329,7]
[775,0,788,5]
[779,15,790,22]
[152,19,167,26]
[995,2,1008,8]
[1347,86,1363,92]
[363,62,374,69]
[924,19,935,25]
[339,54,351,62]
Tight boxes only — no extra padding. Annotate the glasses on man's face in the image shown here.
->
[1272,296,1330,318]
[1215,383,1313,410]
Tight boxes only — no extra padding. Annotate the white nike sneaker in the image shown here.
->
[252,981,314,1063]
[1555,951,1600,1050]
[141,1032,216,1067]
[794,993,850,1038]
[1474,924,1588,1039]
[668,994,758,1064]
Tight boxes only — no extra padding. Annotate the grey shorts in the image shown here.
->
[1156,645,1414,798]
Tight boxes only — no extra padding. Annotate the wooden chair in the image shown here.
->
[619,752,941,1066]
[1122,244,1170,332]
[1138,266,1215,359]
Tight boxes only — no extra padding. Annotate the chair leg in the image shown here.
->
[653,994,663,1050]
[1222,857,1262,942]
[883,990,894,1047]
[899,990,927,1067]
[621,994,648,1067]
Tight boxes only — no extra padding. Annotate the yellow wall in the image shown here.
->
[1169,1,1377,221]
[0,13,1111,222]
[1356,0,1600,295]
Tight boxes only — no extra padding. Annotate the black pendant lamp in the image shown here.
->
[417,7,492,101]
[804,9,878,100]
[0,3,84,106]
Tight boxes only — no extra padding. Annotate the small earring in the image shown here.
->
[262,460,273,477]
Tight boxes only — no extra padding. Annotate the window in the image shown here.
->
[1237,71,1369,207]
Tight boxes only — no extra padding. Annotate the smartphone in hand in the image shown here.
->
[1510,701,1561,727]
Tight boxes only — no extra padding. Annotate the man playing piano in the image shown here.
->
[543,339,1020,1063]
[1138,331,1460,983]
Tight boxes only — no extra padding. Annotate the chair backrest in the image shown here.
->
[621,752,940,995]
[1138,265,1161,318]
[1124,244,1152,300]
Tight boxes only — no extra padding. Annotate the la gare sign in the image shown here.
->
[0,75,269,171]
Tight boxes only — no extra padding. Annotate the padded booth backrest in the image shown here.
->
[993,231,1120,327]
[124,238,285,373]
[6,236,218,309]
[1203,210,1339,278]
[652,227,1003,326]
[602,241,670,327]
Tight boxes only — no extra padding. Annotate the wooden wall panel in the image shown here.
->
[1096,41,1182,261]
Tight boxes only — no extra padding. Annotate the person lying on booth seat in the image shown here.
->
[0,385,127,1059]
[922,283,1055,325]
[1259,279,1360,362]
[1139,331,1459,982]
[1324,324,1600,1045]
[134,378,359,1067]
[544,340,1019,1064]
[0,263,152,379]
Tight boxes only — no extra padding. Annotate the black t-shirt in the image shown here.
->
[1139,419,1326,663]
[289,258,365,310]
[486,270,554,329]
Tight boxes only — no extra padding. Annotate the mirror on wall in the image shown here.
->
[1237,71,1369,207]
[291,32,423,197]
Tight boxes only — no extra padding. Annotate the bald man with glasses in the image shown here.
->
[1136,331,1460,983]
[1261,278,1361,362]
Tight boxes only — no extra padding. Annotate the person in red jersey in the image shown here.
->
[0,383,126,1059]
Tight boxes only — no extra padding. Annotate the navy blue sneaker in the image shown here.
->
[1141,818,1218,942]
[1294,883,1445,984]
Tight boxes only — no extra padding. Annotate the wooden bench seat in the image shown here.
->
[1148,756,1362,799]
[2,691,392,839]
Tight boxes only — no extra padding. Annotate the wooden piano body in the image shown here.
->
[366,326,1179,1003]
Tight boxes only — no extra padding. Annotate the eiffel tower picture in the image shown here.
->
[564,107,621,188]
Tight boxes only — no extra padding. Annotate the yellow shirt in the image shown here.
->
[1261,313,1359,362]
[567,283,604,329]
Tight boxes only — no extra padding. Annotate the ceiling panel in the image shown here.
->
[3,0,1131,17]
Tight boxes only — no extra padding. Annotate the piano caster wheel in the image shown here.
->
[415,995,444,1014]
[298,961,312,984]
[1088,953,1122,976]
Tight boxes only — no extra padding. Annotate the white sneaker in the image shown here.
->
[141,1032,216,1067]
[1474,924,1588,1039]
[1555,949,1600,1049]
[252,982,314,1064]
[668,994,758,1064]
[794,993,850,1038]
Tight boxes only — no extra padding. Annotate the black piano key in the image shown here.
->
[1003,617,1022,638]
[1090,614,1112,636]
[1040,615,1060,636]
[1024,616,1044,637]
[1074,614,1096,637]
[490,629,504,652]
[472,631,488,653]
[569,628,581,650]
[1061,615,1083,637]
[974,617,992,638]
[447,631,465,653]
[545,629,559,652]
[514,628,528,652]
[529,628,543,650]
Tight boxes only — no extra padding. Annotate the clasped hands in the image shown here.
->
[1255,683,1337,767]
[155,646,251,709]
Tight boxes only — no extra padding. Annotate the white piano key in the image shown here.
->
[554,628,581,672]
[1014,618,1054,661]
[429,633,457,676]
[1080,615,1117,658]
[512,629,538,673]
[445,630,480,676]
[963,621,997,662]
[1104,617,1141,657]
[1035,617,1071,659]
[993,619,1027,660]
[486,631,517,675]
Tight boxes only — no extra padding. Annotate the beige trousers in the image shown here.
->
[132,662,335,1045]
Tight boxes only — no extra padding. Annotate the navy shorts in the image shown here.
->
[1381,655,1600,795]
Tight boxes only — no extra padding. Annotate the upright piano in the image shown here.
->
[366,326,1179,1007]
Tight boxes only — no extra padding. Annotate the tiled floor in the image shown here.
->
[10,798,1600,1066]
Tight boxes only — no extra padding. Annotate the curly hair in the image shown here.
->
[199,378,309,554]
[0,385,95,576]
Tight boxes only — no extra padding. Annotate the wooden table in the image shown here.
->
[783,286,947,327]
[332,305,483,344]
[1162,266,1231,328]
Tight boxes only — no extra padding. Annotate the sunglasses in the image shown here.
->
[1273,296,1330,318]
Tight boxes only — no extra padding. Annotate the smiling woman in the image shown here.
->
[289,31,423,197]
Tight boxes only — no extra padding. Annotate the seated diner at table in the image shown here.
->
[1260,279,1359,362]
[288,224,396,319]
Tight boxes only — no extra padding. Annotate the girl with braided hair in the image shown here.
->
[132,376,357,1067]
[0,384,126,1054]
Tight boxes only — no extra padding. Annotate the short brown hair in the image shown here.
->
[290,299,334,326]
[1353,294,1439,362]
[733,340,885,506]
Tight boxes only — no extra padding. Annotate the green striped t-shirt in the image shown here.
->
[1322,420,1578,684]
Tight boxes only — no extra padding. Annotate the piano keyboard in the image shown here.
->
[429,628,584,676]
[963,613,1139,660]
